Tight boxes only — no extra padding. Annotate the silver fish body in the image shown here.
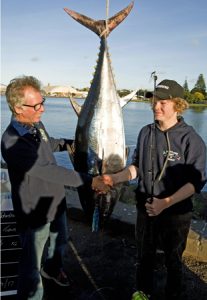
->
[74,38,126,176]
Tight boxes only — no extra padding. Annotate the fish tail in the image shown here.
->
[64,1,134,38]
[92,205,99,232]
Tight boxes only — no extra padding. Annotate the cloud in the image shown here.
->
[191,38,200,47]
[30,57,39,62]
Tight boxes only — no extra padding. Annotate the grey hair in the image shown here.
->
[5,75,42,114]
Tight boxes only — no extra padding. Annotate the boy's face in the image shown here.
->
[152,99,177,123]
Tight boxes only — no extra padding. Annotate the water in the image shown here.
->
[1,96,207,191]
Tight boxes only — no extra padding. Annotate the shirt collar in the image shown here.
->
[11,116,40,136]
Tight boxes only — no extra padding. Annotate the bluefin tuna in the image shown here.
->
[64,1,136,224]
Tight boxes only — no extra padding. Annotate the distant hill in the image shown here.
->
[0,84,7,95]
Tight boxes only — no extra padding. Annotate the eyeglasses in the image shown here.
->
[22,97,46,111]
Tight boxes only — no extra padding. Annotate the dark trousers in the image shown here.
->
[135,209,192,298]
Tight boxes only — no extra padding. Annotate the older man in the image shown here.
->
[1,75,105,300]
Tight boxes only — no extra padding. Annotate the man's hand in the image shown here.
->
[102,174,114,187]
[92,176,111,194]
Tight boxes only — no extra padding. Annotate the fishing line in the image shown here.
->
[149,71,157,202]
[68,239,107,300]
[157,131,171,181]
[106,0,109,34]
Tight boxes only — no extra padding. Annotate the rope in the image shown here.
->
[100,0,110,37]
[106,0,109,33]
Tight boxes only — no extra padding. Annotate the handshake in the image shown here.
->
[92,174,114,194]
[91,166,135,193]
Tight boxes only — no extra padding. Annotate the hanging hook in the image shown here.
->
[100,0,110,37]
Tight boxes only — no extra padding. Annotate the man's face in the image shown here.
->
[15,87,45,124]
[152,99,177,123]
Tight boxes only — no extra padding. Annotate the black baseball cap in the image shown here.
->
[146,79,184,99]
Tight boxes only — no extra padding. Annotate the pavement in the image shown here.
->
[1,167,206,300]
[65,187,207,263]
[2,187,205,300]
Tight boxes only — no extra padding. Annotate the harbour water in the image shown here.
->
[1,96,207,191]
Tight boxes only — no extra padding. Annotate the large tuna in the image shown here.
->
[64,1,136,226]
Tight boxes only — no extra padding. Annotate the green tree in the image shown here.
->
[193,92,205,103]
[184,90,193,102]
[183,79,189,92]
[193,74,206,95]
[118,89,131,97]
[137,89,147,97]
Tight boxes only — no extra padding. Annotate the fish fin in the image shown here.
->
[126,146,130,160]
[70,98,82,116]
[66,141,75,166]
[120,89,138,108]
[64,1,134,38]
[92,205,99,232]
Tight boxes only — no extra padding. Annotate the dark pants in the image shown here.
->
[135,209,192,298]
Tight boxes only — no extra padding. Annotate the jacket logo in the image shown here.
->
[39,129,48,142]
[163,150,181,161]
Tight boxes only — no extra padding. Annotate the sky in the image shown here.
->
[1,0,207,90]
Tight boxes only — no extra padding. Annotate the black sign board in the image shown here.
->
[1,168,21,298]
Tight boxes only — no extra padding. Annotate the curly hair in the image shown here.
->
[5,76,42,114]
[173,97,189,114]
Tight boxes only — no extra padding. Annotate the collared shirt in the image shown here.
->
[11,116,39,136]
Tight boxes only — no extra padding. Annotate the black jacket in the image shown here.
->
[1,118,91,229]
[132,117,207,214]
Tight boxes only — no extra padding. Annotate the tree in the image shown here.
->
[137,89,147,97]
[183,79,189,92]
[118,89,131,97]
[193,74,206,95]
[184,90,193,102]
[192,92,205,103]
